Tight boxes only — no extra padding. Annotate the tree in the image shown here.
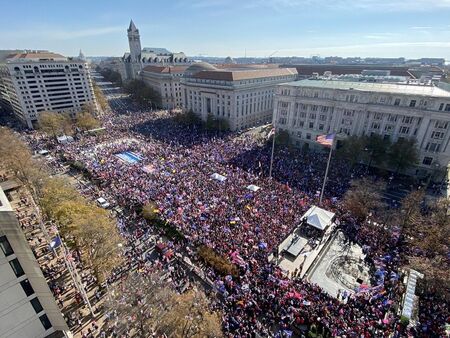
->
[388,138,419,173]
[337,135,366,167]
[105,271,223,338]
[397,190,424,232]
[274,129,290,146]
[75,106,100,131]
[142,201,160,221]
[38,111,72,137]
[364,134,391,167]
[342,178,386,221]
[93,83,109,112]
[0,127,48,192]
[174,109,202,126]
[158,288,223,338]
[205,114,230,132]
[40,177,123,282]
[124,79,162,107]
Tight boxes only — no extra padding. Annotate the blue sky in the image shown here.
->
[1,0,450,59]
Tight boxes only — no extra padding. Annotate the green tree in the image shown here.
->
[274,129,290,146]
[337,135,366,167]
[364,134,391,168]
[388,138,419,173]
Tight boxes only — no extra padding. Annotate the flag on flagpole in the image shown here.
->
[316,133,335,147]
[267,127,275,139]
[49,236,62,249]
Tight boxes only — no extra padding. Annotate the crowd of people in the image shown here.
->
[21,86,448,337]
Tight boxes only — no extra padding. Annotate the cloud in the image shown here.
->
[410,26,433,30]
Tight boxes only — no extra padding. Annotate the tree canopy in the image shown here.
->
[124,79,162,107]
[387,138,419,173]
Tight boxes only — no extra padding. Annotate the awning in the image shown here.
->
[301,205,335,231]
[211,173,227,182]
[0,180,21,192]
[246,184,261,192]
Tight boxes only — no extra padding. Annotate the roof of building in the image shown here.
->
[0,50,25,64]
[185,62,218,74]
[283,64,413,77]
[281,79,450,98]
[6,51,66,62]
[192,68,298,81]
[142,65,189,74]
[128,20,138,32]
[142,47,172,55]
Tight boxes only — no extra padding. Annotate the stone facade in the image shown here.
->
[181,62,298,130]
[274,79,450,175]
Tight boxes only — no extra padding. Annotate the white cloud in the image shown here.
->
[410,26,433,30]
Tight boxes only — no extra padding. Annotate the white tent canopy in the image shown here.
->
[211,173,227,182]
[57,135,74,144]
[301,205,335,231]
[246,184,261,192]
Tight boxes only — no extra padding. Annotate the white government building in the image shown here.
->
[0,187,69,338]
[273,79,450,174]
[0,50,96,129]
[181,62,298,130]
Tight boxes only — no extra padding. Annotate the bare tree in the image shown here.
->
[342,178,386,221]
[105,271,223,337]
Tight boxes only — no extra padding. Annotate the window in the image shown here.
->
[422,157,433,166]
[431,131,444,139]
[9,258,24,278]
[31,297,44,314]
[394,98,401,106]
[446,104,450,112]
[402,116,413,124]
[0,236,13,256]
[306,133,311,140]
[39,314,52,330]
[309,122,314,129]
[439,103,444,111]
[435,121,448,129]
[409,100,416,107]
[20,279,35,297]
[399,126,410,134]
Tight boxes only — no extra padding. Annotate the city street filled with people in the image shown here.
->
[19,80,449,338]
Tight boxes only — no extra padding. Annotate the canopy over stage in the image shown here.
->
[302,205,335,231]
[246,184,261,192]
[271,205,337,278]
[211,173,227,182]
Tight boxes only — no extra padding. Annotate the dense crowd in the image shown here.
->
[23,93,448,337]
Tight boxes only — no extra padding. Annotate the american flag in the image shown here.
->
[267,127,275,139]
[316,133,335,147]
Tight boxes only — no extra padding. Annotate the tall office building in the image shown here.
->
[273,79,450,175]
[0,187,69,337]
[181,62,298,130]
[0,50,96,129]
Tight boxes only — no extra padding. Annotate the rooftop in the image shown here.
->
[6,51,67,62]
[192,68,297,81]
[0,187,12,212]
[142,65,189,74]
[281,79,450,98]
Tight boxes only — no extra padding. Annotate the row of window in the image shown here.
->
[0,236,52,331]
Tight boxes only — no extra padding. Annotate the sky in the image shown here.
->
[1,0,450,59]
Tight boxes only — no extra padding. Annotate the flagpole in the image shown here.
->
[319,138,334,205]
[269,125,276,178]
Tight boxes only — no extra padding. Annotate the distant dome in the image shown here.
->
[224,56,236,64]
[184,62,217,76]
